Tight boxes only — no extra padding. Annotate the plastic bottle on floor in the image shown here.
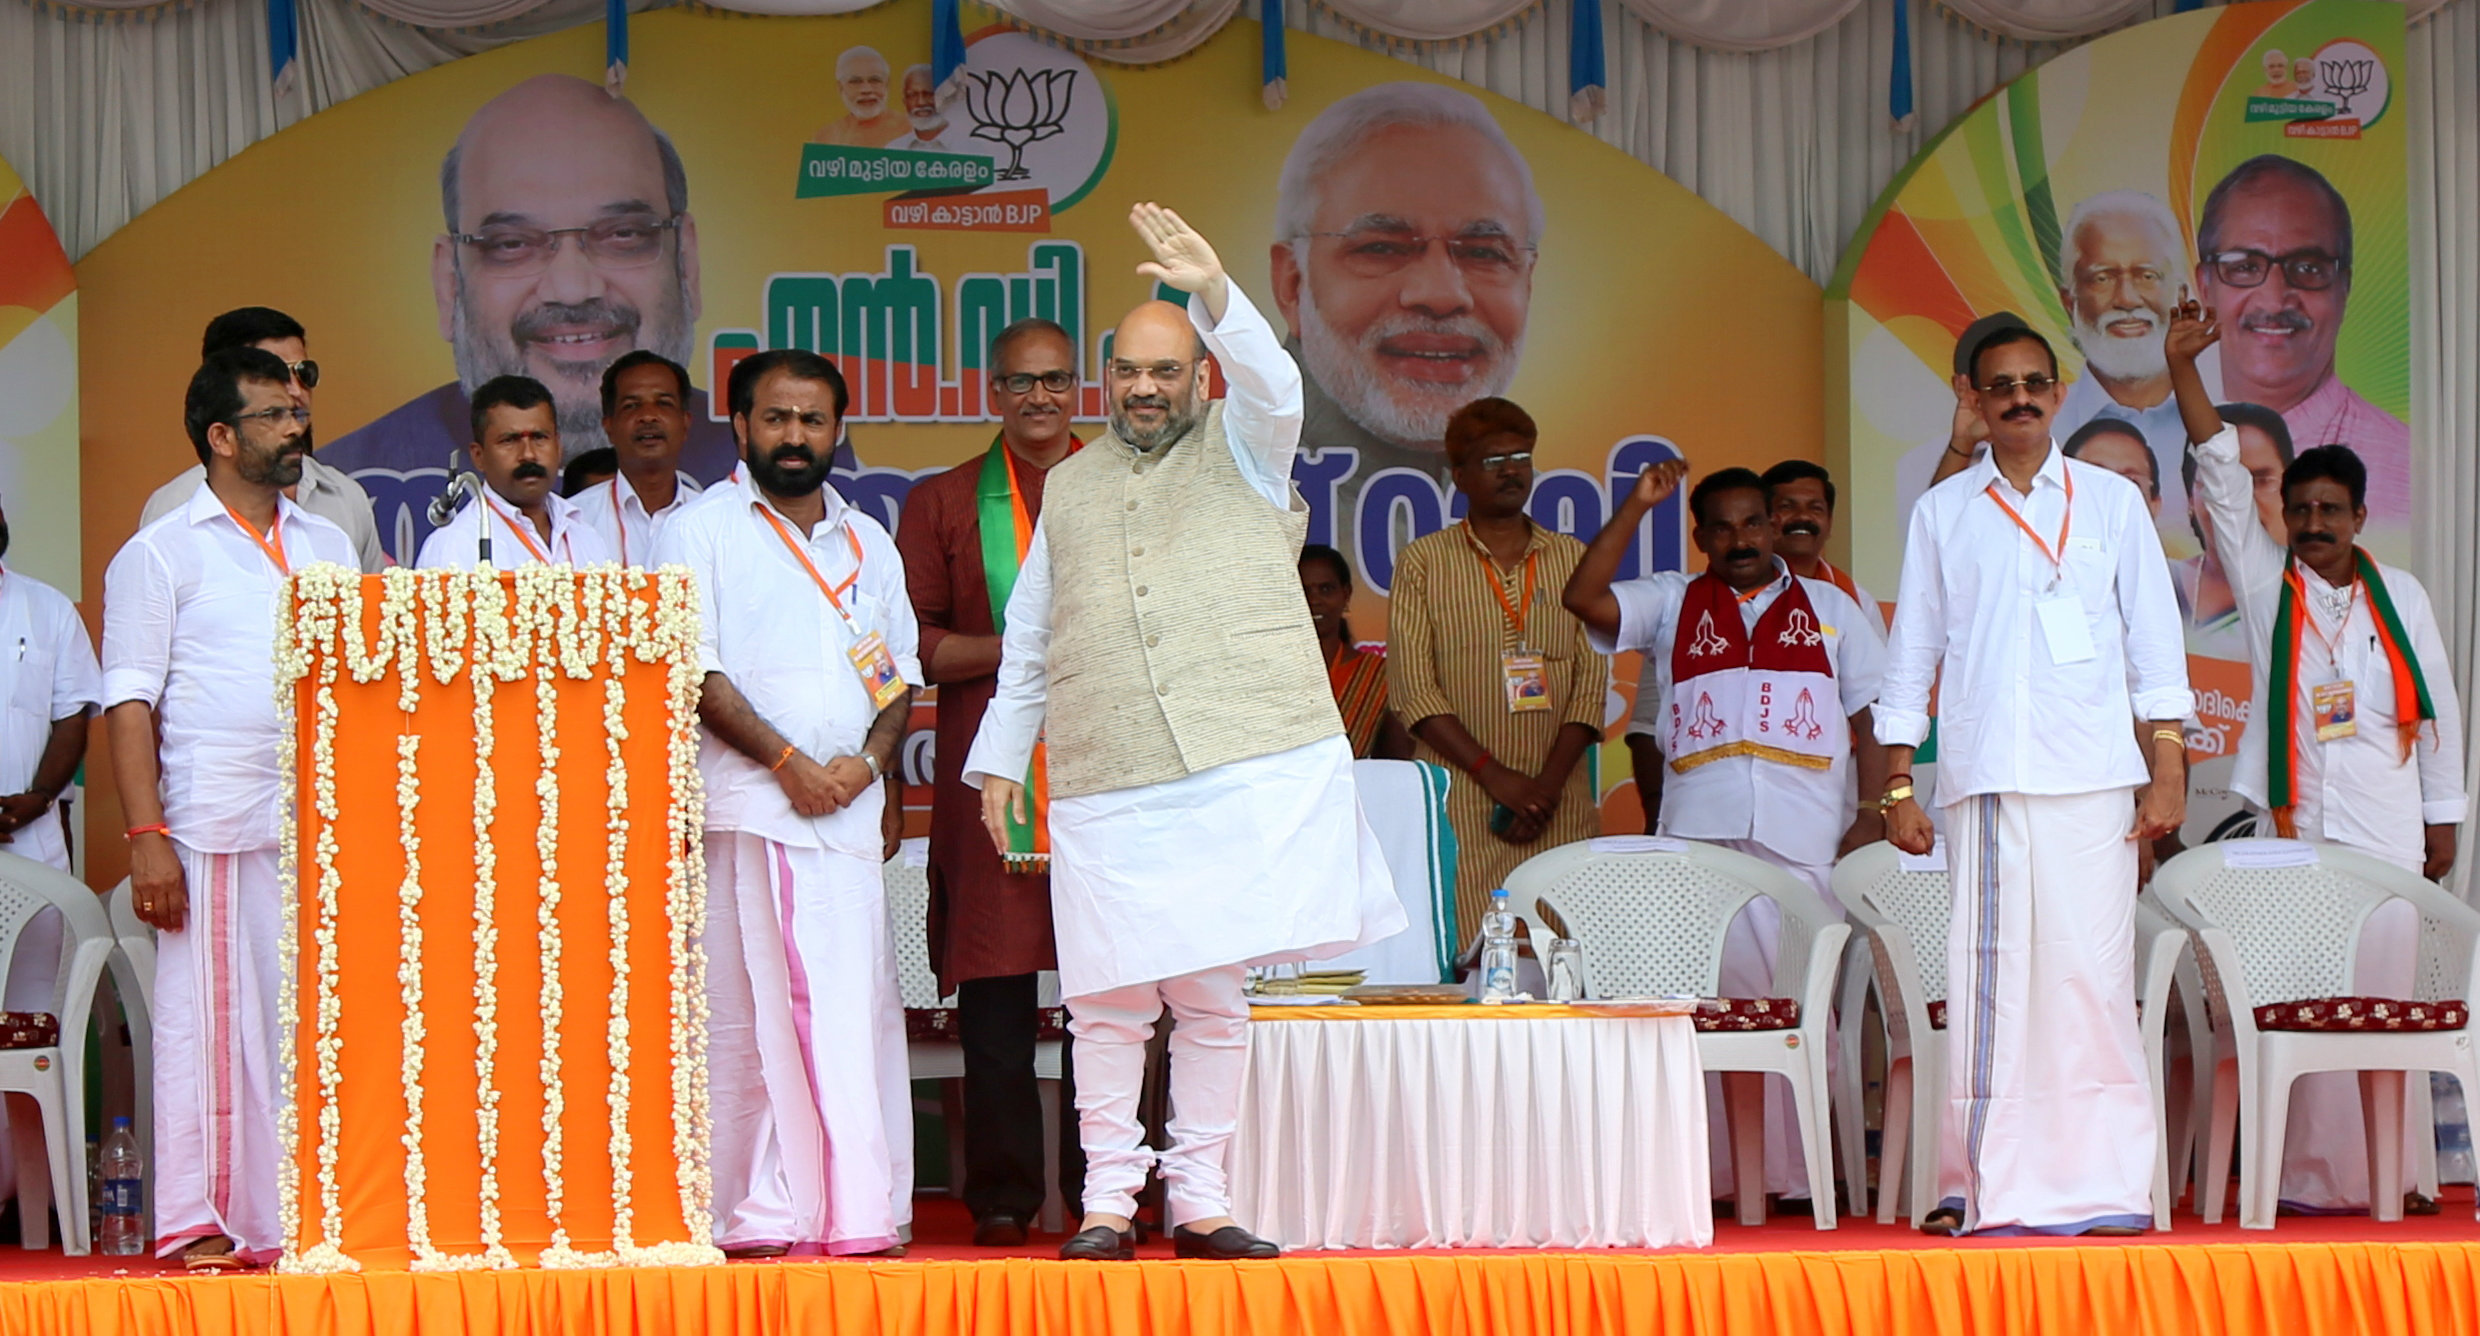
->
[1479,890,1520,1001]
[99,1117,145,1257]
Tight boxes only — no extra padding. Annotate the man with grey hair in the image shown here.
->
[2047,190,2199,540]
[1269,81,1543,549]
[818,46,905,147]
[324,74,762,561]
[889,64,976,154]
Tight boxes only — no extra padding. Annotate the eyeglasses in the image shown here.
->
[992,370,1076,395]
[2204,248,2348,291]
[451,215,682,276]
[233,406,312,428]
[1978,374,2058,397]
[1476,450,1533,472]
[1298,228,1536,282]
[281,359,320,390]
[1108,360,1191,384]
[2074,265,2169,296]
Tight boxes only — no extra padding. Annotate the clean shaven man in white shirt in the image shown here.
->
[2163,290,2464,1216]
[1877,323,2191,1238]
[106,347,360,1272]
[569,350,703,566]
[416,375,613,570]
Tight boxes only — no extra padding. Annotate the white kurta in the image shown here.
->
[0,565,101,871]
[414,484,610,570]
[1878,444,2188,1234]
[567,471,703,568]
[961,286,1404,1000]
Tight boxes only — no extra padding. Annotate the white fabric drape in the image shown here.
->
[1614,0,1865,53]
[1929,0,2150,42]
[1309,0,1539,42]
[1228,1013,1713,1248]
[985,0,1245,63]
[348,0,562,27]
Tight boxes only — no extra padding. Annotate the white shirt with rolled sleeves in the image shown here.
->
[414,483,610,570]
[568,472,703,568]
[1876,444,2190,804]
[101,486,358,853]
[652,470,921,857]
[0,566,102,870]
[2191,424,2465,869]
[1593,564,1885,868]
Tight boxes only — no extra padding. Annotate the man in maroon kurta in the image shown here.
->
[896,318,1084,1245]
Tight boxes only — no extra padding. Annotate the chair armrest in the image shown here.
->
[1798,923,1852,1024]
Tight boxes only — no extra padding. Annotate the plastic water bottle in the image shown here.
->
[1479,890,1520,1001]
[99,1117,145,1257]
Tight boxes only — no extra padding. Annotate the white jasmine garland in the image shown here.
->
[465,570,518,1270]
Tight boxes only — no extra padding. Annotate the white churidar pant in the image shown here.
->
[1939,789,2155,1234]
[704,832,912,1253]
[1063,964,1250,1225]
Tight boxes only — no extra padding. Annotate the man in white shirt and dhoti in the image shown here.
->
[2163,293,2465,1215]
[1878,323,2191,1237]
[105,348,360,1270]
[655,348,918,1257]
[1566,461,1887,1205]
[966,205,1403,1262]
[417,375,612,570]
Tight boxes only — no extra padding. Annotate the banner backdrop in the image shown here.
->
[0,159,77,593]
[1829,0,2406,836]
[76,4,1821,847]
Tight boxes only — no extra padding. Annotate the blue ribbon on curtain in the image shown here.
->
[2173,0,2204,10]
[606,0,629,93]
[1890,0,1915,129]
[933,0,967,96]
[269,0,299,97]
[1262,0,1288,109]
[1568,0,1606,122]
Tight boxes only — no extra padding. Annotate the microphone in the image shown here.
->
[425,472,477,528]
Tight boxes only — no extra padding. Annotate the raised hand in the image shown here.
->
[1129,203,1224,296]
[2164,284,2220,366]
[1629,458,1691,510]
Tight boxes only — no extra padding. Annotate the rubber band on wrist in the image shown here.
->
[1470,750,1493,775]
[769,743,798,772]
[126,822,171,841]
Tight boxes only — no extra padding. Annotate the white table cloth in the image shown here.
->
[1228,1008,1713,1250]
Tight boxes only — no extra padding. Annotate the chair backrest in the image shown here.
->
[0,851,115,1018]
[107,880,147,950]
[880,840,949,1010]
[1508,838,1840,999]
[2150,839,2480,1014]
[1828,841,1953,1007]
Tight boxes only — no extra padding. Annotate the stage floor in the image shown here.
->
[2,1192,2474,1334]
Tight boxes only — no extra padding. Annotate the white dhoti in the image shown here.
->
[1704,840,1831,1200]
[2277,811,2425,1211]
[704,832,912,1253]
[152,845,283,1261]
[1049,735,1404,1223]
[1940,789,2154,1234]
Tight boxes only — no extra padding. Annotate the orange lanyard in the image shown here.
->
[491,503,554,564]
[609,477,631,566]
[1471,531,1538,642]
[756,505,864,621]
[224,504,291,576]
[1984,466,2073,572]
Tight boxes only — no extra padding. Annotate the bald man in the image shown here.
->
[963,205,1403,1262]
[818,47,906,147]
[323,75,794,561]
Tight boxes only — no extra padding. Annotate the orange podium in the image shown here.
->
[272,566,719,1273]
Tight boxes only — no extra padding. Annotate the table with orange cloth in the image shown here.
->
[1228,1004,1711,1251]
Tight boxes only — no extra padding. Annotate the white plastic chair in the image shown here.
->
[882,843,1068,1233]
[2132,892,2216,1230]
[2151,839,2480,1230]
[1828,841,1949,1226]
[0,852,133,1254]
[1507,838,1848,1229]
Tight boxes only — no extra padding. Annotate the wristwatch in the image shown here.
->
[1877,784,1915,813]
[859,750,885,781]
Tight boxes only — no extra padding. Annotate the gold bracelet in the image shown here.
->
[1877,784,1915,812]
[2152,728,2187,747]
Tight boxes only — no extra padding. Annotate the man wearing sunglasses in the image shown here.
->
[323,75,765,563]
[893,317,1087,1248]
[2194,154,2405,522]
[137,308,385,573]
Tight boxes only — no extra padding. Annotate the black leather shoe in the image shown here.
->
[1171,1225,1280,1260]
[1057,1225,1136,1261]
[973,1213,1029,1248]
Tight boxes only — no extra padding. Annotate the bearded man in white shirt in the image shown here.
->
[653,348,918,1258]
[570,351,702,566]
[1878,324,2192,1237]
[416,375,613,570]
[1566,462,1887,1206]
[965,204,1403,1262]
[105,347,360,1271]
[2162,293,2464,1215]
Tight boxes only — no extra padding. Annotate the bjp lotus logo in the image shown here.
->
[963,67,1079,182]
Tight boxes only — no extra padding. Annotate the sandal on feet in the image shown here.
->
[183,1237,247,1273]
[1918,1208,1964,1237]
[2407,1191,2441,1217]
